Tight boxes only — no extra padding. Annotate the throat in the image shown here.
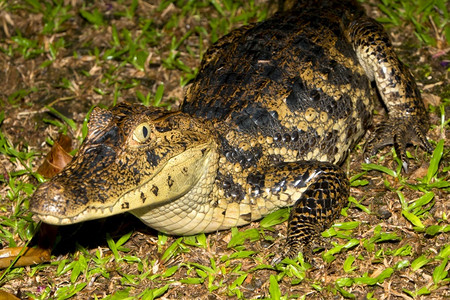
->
[131,148,219,235]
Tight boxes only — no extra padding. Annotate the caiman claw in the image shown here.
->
[364,117,433,172]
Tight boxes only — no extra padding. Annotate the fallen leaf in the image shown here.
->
[410,165,429,180]
[0,290,21,300]
[422,93,441,107]
[37,134,73,178]
[0,247,51,269]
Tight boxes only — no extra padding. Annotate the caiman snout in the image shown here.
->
[30,181,79,225]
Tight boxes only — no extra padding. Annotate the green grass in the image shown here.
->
[0,0,449,299]
[377,0,450,47]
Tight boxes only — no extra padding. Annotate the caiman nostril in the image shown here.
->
[31,181,67,215]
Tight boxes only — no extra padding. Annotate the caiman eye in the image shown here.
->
[133,123,151,143]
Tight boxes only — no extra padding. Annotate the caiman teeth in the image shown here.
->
[34,201,122,226]
[87,205,115,216]
[35,213,67,225]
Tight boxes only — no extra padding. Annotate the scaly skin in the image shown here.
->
[31,0,430,262]
[345,15,432,168]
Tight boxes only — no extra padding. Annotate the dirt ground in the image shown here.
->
[0,0,449,299]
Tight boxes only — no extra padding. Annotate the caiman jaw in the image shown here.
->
[31,178,123,225]
[32,197,116,225]
[30,136,215,225]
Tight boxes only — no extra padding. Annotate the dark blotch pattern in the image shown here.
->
[218,172,245,201]
[146,150,160,167]
[151,185,159,196]
[247,172,266,197]
[220,136,263,168]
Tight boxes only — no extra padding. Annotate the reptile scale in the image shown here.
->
[31,0,432,260]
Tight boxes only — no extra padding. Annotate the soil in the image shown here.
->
[0,0,449,299]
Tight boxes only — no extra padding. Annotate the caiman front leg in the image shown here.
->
[251,161,349,263]
[346,15,433,169]
[284,163,349,261]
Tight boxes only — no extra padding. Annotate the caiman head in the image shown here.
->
[30,102,216,225]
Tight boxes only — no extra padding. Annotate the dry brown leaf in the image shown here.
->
[37,133,73,178]
[0,209,60,270]
[422,93,441,107]
[0,290,21,300]
[410,165,429,180]
[0,225,56,269]
[0,247,51,269]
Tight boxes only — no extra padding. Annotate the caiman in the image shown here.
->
[31,0,432,260]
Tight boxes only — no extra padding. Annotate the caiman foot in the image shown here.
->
[364,118,433,171]
[272,233,330,267]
